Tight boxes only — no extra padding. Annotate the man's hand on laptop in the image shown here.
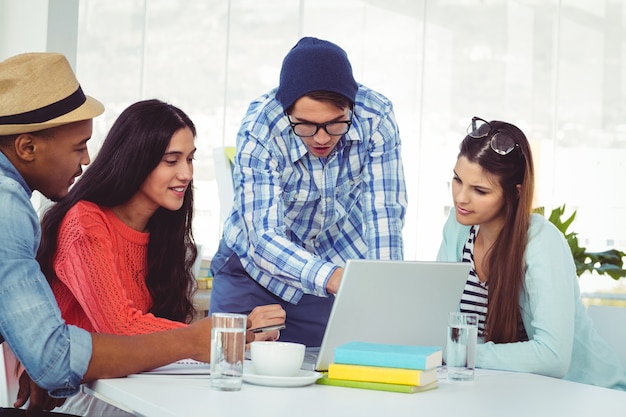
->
[326,267,344,295]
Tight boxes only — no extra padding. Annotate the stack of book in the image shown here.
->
[316,341,442,393]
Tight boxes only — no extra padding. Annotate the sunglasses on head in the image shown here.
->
[467,117,518,156]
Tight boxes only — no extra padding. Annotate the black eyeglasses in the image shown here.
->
[287,112,353,138]
[467,117,518,156]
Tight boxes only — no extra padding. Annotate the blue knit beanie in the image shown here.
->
[276,37,358,110]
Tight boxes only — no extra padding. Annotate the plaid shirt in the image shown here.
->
[223,84,407,303]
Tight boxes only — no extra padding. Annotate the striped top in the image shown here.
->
[460,225,528,341]
[460,225,488,337]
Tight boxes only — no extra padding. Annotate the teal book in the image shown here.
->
[333,341,442,370]
[316,375,438,394]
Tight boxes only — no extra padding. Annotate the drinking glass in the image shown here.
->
[446,312,478,381]
[210,313,247,391]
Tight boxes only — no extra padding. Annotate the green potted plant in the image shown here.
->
[539,205,626,280]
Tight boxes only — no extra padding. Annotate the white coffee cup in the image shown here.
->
[250,341,305,377]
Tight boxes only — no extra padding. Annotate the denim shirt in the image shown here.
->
[0,151,92,397]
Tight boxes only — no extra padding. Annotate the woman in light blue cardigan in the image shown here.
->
[437,117,626,390]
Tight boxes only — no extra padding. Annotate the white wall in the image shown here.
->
[0,0,78,66]
[0,0,49,60]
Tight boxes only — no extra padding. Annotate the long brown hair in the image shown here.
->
[460,120,535,343]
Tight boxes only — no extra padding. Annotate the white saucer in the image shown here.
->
[243,362,322,387]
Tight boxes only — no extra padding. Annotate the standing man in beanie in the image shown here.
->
[0,52,232,413]
[209,37,407,346]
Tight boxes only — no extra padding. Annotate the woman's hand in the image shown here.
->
[248,304,286,342]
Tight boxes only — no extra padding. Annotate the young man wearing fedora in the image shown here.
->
[0,53,226,414]
[209,37,408,346]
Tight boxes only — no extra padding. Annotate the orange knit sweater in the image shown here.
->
[51,200,186,335]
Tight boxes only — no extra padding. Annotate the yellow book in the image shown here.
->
[328,363,438,386]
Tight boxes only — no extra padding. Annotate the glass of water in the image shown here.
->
[210,312,247,391]
[446,312,478,381]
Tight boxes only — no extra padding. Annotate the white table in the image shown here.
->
[85,369,626,417]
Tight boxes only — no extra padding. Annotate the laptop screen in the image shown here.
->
[303,260,469,371]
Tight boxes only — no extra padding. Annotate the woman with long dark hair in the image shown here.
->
[39,99,200,328]
[38,99,285,415]
[438,117,626,390]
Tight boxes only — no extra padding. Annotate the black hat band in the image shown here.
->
[0,86,86,125]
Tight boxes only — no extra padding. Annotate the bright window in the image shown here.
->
[76,0,626,294]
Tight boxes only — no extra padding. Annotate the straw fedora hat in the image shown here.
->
[0,52,104,135]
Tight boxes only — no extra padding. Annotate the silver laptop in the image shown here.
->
[302,259,470,371]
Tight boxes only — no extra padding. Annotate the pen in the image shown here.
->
[249,324,286,333]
